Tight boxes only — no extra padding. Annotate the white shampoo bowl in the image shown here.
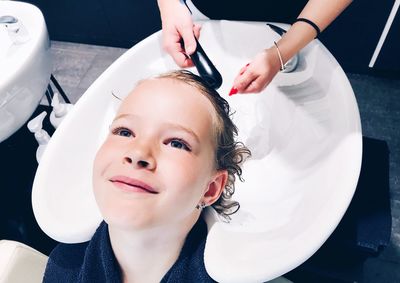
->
[0,1,51,142]
[32,20,362,282]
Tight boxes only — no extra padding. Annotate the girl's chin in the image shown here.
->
[105,215,155,231]
[100,205,151,228]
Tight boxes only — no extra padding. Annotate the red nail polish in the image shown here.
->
[229,87,238,96]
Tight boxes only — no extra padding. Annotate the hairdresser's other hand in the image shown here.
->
[232,47,281,94]
[158,0,201,68]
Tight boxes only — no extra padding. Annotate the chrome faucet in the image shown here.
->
[266,23,299,73]
[0,15,18,24]
[0,15,30,44]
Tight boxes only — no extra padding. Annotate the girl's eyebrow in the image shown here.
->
[163,122,200,144]
[112,114,200,144]
[112,113,134,122]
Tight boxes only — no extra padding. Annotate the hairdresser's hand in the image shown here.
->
[158,0,201,68]
[231,47,281,94]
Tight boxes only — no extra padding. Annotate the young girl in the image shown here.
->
[43,70,250,282]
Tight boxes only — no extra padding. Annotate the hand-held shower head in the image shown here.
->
[180,0,223,89]
[190,37,223,89]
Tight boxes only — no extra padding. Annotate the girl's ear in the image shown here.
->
[203,170,228,205]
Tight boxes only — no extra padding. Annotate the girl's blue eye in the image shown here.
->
[169,139,191,151]
[112,127,132,137]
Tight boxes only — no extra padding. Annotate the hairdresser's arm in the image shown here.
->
[232,0,353,94]
[157,0,201,67]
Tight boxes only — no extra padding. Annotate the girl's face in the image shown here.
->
[93,78,226,231]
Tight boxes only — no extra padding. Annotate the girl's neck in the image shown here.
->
[108,217,197,283]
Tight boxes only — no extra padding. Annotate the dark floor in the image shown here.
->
[44,41,400,282]
[348,73,400,282]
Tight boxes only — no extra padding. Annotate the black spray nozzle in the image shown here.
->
[180,0,222,89]
[189,38,223,89]
[266,23,287,36]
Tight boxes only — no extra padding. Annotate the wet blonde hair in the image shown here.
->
[156,70,251,218]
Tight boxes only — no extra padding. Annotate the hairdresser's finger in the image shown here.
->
[193,23,202,39]
[177,42,195,68]
[171,49,193,68]
[234,71,258,93]
[162,30,182,62]
[164,36,193,67]
[241,77,266,93]
[230,65,248,95]
[238,65,248,76]
[180,24,197,56]
[232,63,250,83]
[178,53,195,68]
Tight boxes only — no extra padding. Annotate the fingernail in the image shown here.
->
[229,87,238,96]
[186,45,195,54]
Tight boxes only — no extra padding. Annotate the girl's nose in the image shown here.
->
[123,142,156,170]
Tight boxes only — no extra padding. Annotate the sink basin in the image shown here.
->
[32,20,362,282]
[0,1,51,142]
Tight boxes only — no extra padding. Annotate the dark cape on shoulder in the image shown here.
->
[43,218,216,282]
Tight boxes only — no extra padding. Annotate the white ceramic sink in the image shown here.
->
[0,1,51,142]
[32,20,362,282]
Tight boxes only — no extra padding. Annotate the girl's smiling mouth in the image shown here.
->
[110,176,158,194]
